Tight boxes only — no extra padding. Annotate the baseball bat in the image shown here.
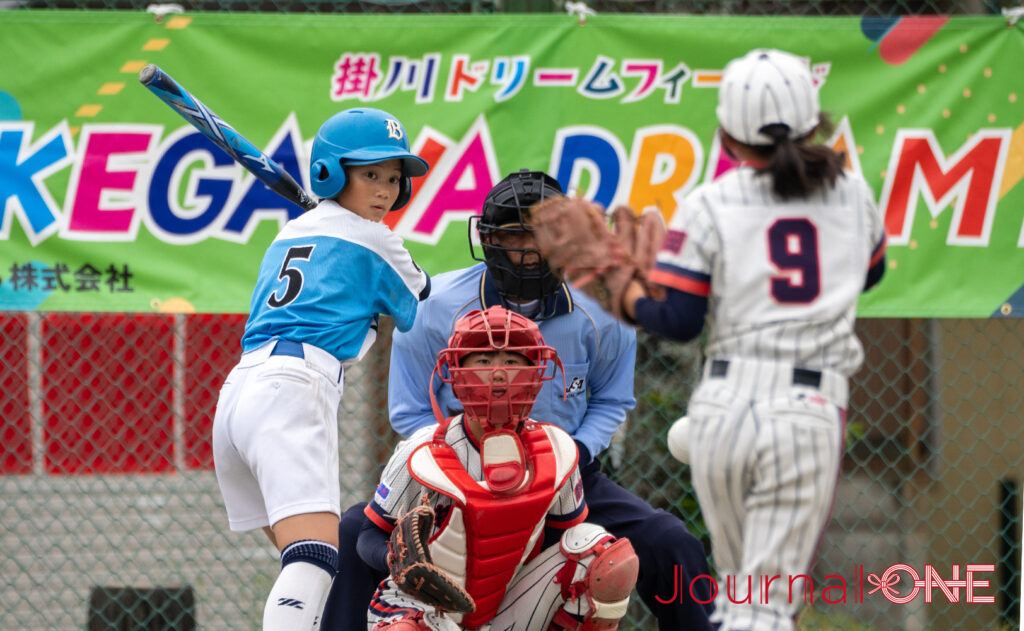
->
[139,64,317,211]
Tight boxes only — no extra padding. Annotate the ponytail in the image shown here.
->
[753,115,846,200]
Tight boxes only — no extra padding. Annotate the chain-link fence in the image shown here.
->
[0,311,1020,630]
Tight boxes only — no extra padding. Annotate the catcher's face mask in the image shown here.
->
[431,307,565,493]
[470,169,564,307]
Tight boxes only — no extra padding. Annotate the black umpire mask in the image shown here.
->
[470,169,564,307]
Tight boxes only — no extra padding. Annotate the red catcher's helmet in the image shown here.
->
[434,306,562,432]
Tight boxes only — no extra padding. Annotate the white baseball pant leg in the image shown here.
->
[688,359,846,631]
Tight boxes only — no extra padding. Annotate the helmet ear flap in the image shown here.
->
[391,175,413,211]
[310,158,347,199]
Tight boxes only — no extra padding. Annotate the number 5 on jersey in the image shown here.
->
[267,245,316,308]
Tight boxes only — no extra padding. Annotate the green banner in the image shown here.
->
[1,12,1021,316]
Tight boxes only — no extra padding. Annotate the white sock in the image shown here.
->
[262,541,337,631]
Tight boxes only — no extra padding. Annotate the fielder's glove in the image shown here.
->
[531,198,666,321]
[387,497,475,614]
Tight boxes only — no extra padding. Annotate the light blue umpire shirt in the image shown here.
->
[388,262,636,463]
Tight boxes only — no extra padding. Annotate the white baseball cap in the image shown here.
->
[715,48,820,146]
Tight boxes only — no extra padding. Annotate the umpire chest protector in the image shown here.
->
[407,418,579,629]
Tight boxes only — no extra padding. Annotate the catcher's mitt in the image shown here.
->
[531,198,666,320]
[387,497,475,614]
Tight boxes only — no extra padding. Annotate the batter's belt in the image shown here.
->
[239,338,344,383]
[703,357,848,407]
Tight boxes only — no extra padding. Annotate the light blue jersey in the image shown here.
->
[243,200,429,363]
[388,263,636,460]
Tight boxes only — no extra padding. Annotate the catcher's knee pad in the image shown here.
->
[553,523,640,630]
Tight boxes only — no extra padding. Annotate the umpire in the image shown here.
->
[321,169,712,630]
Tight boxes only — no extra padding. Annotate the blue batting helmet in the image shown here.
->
[309,108,429,209]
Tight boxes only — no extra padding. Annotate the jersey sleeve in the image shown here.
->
[568,317,636,461]
[373,229,431,333]
[649,191,719,298]
[364,427,434,532]
[864,179,887,269]
[852,177,887,291]
[545,466,588,529]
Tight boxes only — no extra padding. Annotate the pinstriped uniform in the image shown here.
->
[366,417,593,630]
[653,169,884,375]
[652,167,886,631]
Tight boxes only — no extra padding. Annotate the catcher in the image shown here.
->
[361,306,639,631]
